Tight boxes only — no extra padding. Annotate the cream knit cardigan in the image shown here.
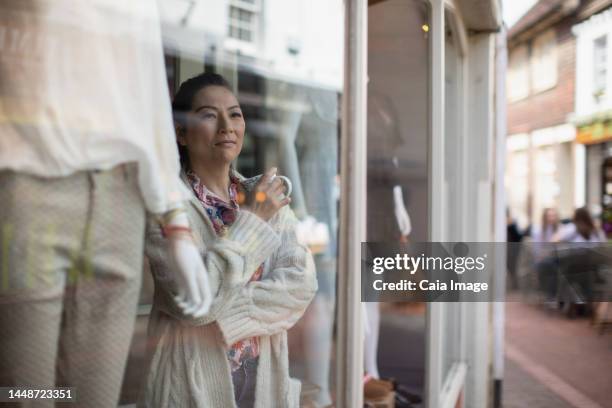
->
[139,172,317,408]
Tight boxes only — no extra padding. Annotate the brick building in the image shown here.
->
[506,0,612,229]
[506,0,580,228]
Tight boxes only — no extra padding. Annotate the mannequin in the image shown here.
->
[268,79,339,406]
[365,92,412,380]
[0,2,210,407]
[296,86,339,407]
[267,81,310,219]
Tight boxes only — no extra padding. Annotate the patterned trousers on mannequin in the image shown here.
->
[0,164,145,407]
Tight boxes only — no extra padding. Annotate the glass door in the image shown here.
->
[367,0,431,404]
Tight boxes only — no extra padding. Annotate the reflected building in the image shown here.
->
[506,0,612,234]
[506,0,580,230]
[573,4,612,237]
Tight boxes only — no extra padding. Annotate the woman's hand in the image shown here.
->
[243,167,291,221]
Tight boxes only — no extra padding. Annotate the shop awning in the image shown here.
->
[573,110,612,145]
[576,121,612,145]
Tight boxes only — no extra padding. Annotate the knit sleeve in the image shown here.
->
[145,208,282,326]
[215,206,318,346]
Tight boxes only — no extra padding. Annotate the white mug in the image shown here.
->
[270,174,293,198]
[245,173,293,198]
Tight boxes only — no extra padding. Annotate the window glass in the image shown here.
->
[508,45,529,101]
[165,0,344,406]
[130,0,344,406]
[530,30,558,93]
[367,0,430,402]
[593,35,607,98]
[0,1,343,406]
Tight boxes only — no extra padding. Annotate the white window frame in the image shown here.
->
[225,0,261,55]
[425,2,495,408]
[428,2,473,408]
[336,1,366,407]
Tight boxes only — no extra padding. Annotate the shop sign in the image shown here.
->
[576,120,612,144]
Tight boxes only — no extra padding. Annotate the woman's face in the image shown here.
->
[545,209,558,225]
[178,85,245,167]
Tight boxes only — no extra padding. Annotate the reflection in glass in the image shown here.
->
[131,0,344,406]
[367,0,430,403]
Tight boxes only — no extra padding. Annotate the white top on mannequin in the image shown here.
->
[391,156,412,237]
[0,1,210,316]
[0,1,187,214]
[393,185,412,236]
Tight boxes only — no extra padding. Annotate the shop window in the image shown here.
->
[593,35,607,101]
[530,29,558,93]
[163,0,344,406]
[118,0,344,405]
[507,45,529,102]
[367,0,430,403]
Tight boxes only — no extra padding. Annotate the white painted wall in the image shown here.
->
[573,8,612,118]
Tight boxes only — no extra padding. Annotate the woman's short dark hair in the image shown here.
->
[172,72,233,169]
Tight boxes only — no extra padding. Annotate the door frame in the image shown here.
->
[336,1,367,407]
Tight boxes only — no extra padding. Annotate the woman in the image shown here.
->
[141,73,317,408]
[553,208,605,309]
[506,208,524,289]
[531,207,559,262]
[533,208,560,244]
[556,207,605,243]
[539,208,604,303]
[532,208,560,301]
